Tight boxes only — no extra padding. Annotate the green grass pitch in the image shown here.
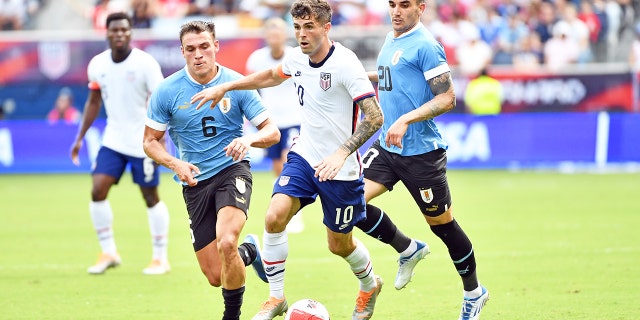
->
[1,170,639,319]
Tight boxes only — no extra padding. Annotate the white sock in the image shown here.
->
[464,284,483,299]
[400,239,418,258]
[262,230,288,299]
[345,238,376,291]
[90,200,117,255]
[147,201,170,261]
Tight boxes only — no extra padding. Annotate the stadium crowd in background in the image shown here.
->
[94,0,639,68]
[3,0,640,69]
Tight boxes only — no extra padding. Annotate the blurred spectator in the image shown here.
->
[0,0,28,30]
[532,1,558,44]
[559,2,592,62]
[47,87,81,124]
[187,0,216,16]
[629,23,640,71]
[463,68,503,115]
[476,6,504,50]
[456,27,493,77]
[578,0,602,45]
[333,0,367,25]
[431,4,477,66]
[544,21,580,71]
[512,32,543,72]
[131,0,157,28]
[239,0,291,22]
[90,0,129,30]
[493,11,529,65]
[592,0,610,62]
[157,0,189,18]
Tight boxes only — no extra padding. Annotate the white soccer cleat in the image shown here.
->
[87,253,121,275]
[395,240,430,290]
[142,259,171,275]
[459,286,489,320]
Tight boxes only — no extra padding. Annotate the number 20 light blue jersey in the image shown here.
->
[376,24,450,156]
[146,65,269,184]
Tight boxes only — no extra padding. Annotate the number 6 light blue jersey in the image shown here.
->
[146,65,269,184]
[376,24,450,156]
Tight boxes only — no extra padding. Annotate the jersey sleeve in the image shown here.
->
[238,89,270,127]
[421,40,450,81]
[145,81,171,131]
[144,53,165,94]
[340,51,376,102]
[87,56,100,90]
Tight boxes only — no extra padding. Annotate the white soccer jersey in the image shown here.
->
[280,42,376,181]
[87,48,164,158]
[246,45,301,128]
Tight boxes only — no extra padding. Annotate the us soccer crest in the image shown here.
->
[38,41,71,80]
[220,98,231,113]
[278,176,290,186]
[419,187,433,203]
[319,72,331,91]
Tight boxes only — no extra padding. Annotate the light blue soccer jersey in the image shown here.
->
[146,65,268,184]
[376,24,449,156]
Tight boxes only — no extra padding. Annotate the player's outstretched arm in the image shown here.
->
[191,67,286,110]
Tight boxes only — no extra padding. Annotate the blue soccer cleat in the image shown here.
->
[244,234,268,283]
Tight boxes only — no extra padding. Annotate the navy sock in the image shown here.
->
[430,219,479,290]
[222,286,245,320]
[356,204,411,253]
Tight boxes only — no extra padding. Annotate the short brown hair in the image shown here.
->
[290,0,332,25]
[179,20,216,44]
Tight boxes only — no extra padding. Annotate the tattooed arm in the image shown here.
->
[314,95,383,181]
[411,71,456,122]
[384,72,456,149]
[340,96,384,155]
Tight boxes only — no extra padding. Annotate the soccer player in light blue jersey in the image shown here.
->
[191,1,384,319]
[143,20,281,320]
[359,0,490,319]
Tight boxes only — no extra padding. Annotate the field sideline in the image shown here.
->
[1,170,638,319]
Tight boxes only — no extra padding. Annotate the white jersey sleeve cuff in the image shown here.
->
[424,64,450,81]
[145,117,168,131]
[248,110,271,127]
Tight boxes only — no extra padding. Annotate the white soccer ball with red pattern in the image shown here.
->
[284,299,330,320]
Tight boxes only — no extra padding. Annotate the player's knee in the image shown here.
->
[327,241,353,257]
[216,236,238,259]
[202,270,222,287]
[264,212,287,233]
[90,188,109,201]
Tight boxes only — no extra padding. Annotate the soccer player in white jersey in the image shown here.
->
[143,20,280,320]
[191,1,384,319]
[361,0,490,319]
[70,12,171,276]
[245,17,305,234]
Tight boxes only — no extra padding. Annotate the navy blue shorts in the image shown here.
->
[92,146,159,187]
[266,125,300,159]
[362,141,451,217]
[273,152,366,233]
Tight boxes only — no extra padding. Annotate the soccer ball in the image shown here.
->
[284,299,330,320]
